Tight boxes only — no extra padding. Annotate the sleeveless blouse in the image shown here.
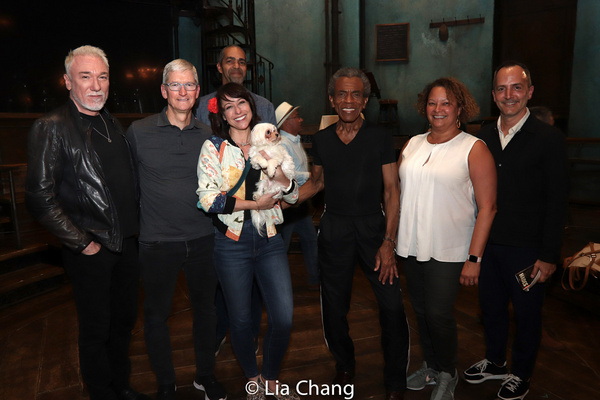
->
[396,131,480,262]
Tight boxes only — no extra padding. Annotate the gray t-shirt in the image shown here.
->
[126,108,213,241]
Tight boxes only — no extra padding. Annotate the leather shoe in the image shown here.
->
[116,387,152,400]
[332,370,354,385]
[386,391,404,400]
[156,383,176,400]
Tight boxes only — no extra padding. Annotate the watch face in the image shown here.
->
[469,255,480,262]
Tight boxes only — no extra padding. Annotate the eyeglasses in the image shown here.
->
[163,82,198,91]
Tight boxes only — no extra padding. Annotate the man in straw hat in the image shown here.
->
[276,102,319,289]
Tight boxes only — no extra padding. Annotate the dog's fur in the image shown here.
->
[248,123,295,235]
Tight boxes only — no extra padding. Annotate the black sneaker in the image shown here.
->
[498,374,530,400]
[194,375,227,400]
[464,359,508,383]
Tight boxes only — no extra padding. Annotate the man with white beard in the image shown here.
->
[26,45,147,400]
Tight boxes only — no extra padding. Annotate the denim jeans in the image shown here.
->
[280,206,319,285]
[62,237,139,400]
[215,281,263,343]
[214,219,294,380]
[140,235,217,385]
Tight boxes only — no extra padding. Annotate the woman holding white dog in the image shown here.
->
[397,77,497,400]
[197,83,300,400]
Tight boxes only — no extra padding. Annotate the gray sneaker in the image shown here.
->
[430,370,458,400]
[407,362,439,391]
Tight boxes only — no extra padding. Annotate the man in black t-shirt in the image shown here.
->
[303,67,409,400]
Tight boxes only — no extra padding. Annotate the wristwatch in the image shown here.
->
[468,255,482,263]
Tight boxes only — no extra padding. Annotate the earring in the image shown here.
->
[456,117,461,129]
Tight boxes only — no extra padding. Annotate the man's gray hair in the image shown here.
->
[64,45,109,78]
[162,59,198,83]
[328,67,371,98]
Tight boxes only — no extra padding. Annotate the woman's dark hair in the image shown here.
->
[415,77,480,125]
[208,82,260,140]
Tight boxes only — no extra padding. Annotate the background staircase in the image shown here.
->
[0,242,65,310]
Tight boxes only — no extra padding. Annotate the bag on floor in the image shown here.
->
[561,242,600,290]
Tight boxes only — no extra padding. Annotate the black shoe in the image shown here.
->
[464,359,508,384]
[497,375,530,400]
[332,370,355,385]
[194,375,227,400]
[156,383,176,400]
[116,387,152,400]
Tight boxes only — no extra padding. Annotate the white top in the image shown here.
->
[396,131,480,262]
[280,130,310,185]
[497,108,530,149]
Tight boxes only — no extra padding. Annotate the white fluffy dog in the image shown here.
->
[248,123,295,235]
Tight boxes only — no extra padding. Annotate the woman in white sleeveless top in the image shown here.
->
[396,78,497,400]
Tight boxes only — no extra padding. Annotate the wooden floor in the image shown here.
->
[1,209,600,399]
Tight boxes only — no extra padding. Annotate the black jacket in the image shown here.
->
[478,115,568,264]
[25,99,137,253]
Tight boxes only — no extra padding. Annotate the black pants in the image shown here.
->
[62,237,139,400]
[140,235,217,385]
[479,243,546,380]
[403,256,463,374]
[318,212,409,391]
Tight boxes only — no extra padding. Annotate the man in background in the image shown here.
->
[276,101,319,289]
[196,45,276,125]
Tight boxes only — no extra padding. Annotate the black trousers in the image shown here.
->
[402,257,463,374]
[140,235,217,385]
[318,211,409,392]
[62,237,139,400]
[479,243,546,380]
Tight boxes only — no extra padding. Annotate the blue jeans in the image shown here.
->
[140,235,217,385]
[214,219,294,380]
[280,206,319,285]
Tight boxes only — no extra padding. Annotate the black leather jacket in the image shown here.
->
[25,99,137,254]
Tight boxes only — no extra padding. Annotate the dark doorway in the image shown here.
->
[493,0,577,130]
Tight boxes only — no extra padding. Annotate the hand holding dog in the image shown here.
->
[259,150,291,188]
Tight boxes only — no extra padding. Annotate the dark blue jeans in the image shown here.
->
[479,244,546,380]
[62,237,139,400]
[214,220,294,380]
[215,281,262,343]
[280,206,319,285]
[140,235,217,385]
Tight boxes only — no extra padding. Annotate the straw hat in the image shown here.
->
[275,101,300,128]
